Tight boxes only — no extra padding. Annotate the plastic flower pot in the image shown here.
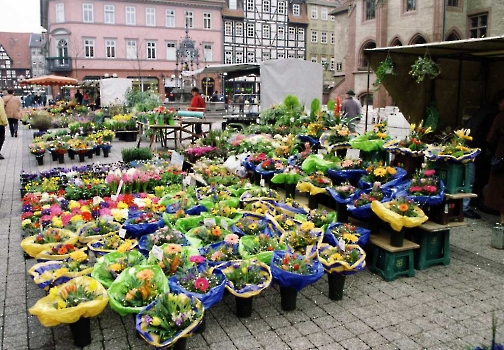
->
[328,273,346,301]
[78,153,86,162]
[36,156,44,166]
[87,150,94,159]
[68,149,75,160]
[51,151,58,161]
[390,228,405,247]
[285,184,296,200]
[195,315,206,334]
[95,147,101,156]
[235,296,253,318]
[336,149,348,158]
[69,317,92,348]
[103,148,110,157]
[173,337,187,350]
[335,202,348,223]
[279,286,298,311]
[58,153,65,164]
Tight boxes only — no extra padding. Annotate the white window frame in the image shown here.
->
[247,51,255,63]
[146,8,156,26]
[278,1,285,15]
[293,4,300,16]
[105,39,116,58]
[229,0,237,10]
[126,6,136,25]
[336,62,342,71]
[203,13,212,29]
[321,56,327,67]
[321,7,328,20]
[225,21,232,36]
[83,3,94,23]
[203,44,212,62]
[83,38,95,58]
[165,10,175,27]
[56,3,65,23]
[331,32,335,44]
[236,51,244,64]
[247,0,254,11]
[278,26,284,40]
[166,42,176,60]
[298,28,304,41]
[147,41,156,59]
[247,23,254,37]
[330,57,335,71]
[263,51,270,60]
[126,40,137,59]
[311,6,318,19]
[321,32,327,44]
[185,11,194,29]
[263,24,270,39]
[263,0,270,13]
[288,27,295,40]
[311,30,317,43]
[104,5,115,24]
[278,52,285,59]
[236,22,243,36]
[225,50,232,64]
[311,56,317,63]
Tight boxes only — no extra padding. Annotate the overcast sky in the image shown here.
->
[0,0,44,33]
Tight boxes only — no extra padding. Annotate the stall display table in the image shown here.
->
[369,233,419,281]
[427,193,477,224]
[137,119,214,149]
[222,115,258,130]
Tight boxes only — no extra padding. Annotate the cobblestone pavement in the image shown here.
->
[1,122,503,350]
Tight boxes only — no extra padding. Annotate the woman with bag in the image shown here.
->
[3,88,22,137]
[0,95,7,159]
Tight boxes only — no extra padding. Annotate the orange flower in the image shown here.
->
[135,269,154,281]
[57,247,68,255]
[164,244,182,254]
[65,284,77,293]
[398,204,409,212]
[211,226,221,237]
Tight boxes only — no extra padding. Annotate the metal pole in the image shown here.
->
[364,62,371,133]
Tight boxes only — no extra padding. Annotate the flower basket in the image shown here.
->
[91,250,146,288]
[168,265,226,310]
[28,276,109,327]
[185,224,233,249]
[198,240,241,266]
[270,251,324,292]
[383,139,426,157]
[108,265,169,316]
[137,227,189,256]
[122,212,164,238]
[346,188,393,220]
[77,220,122,244]
[425,147,481,164]
[35,245,88,262]
[238,234,286,264]
[135,293,204,349]
[231,212,283,238]
[87,234,138,256]
[21,228,78,258]
[319,130,351,153]
[358,166,407,190]
[324,222,370,248]
[371,200,429,232]
[240,187,281,203]
[28,256,93,290]
[301,154,338,175]
[318,243,367,276]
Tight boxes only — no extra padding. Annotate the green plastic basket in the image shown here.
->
[428,161,471,194]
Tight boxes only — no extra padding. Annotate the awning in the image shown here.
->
[20,75,78,86]
[183,63,261,79]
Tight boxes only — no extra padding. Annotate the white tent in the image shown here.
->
[100,78,132,106]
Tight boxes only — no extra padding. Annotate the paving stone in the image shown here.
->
[232,335,262,350]
[292,320,320,336]
[357,331,389,348]
[326,325,354,342]
[104,336,130,349]
[263,315,291,330]
[286,336,314,350]
[344,320,372,335]
[338,336,371,350]
[274,325,302,342]
[305,331,333,347]
[209,340,237,350]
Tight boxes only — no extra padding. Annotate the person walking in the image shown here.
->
[74,89,83,105]
[0,95,7,159]
[341,90,361,132]
[3,88,22,137]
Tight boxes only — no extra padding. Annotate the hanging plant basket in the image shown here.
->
[373,56,397,87]
[409,54,441,83]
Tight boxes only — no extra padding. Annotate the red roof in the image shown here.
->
[0,32,32,69]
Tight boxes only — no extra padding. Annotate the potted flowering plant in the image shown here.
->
[91,250,146,288]
[138,226,188,256]
[271,165,304,199]
[327,181,358,222]
[198,233,241,265]
[233,214,269,236]
[327,158,367,185]
[325,222,370,248]
[244,152,268,171]
[384,120,433,155]
[123,212,164,238]
[147,243,186,276]
[426,128,481,163]
[320,124,352,153]
[403,168,444,205]
[360,163,401,188]
[21,228,78,258]
[35,243,86,261]
[29,142,46,165]
[347,183,392,222]
[240,186,281,202]
[318,242,366,300]
[77,219,122,243]
[186,223,232,247]
[218,259,272,318]
[305,208,337,230]
[297,171,332,202]
[283,221,323,259]
[87,233,138,256]
[270,251,324,311]
[29,276,109,347]
[136,292,204,349]
[371,196,428,246]
[108,265,168,316]
[238,233,286,264]
[350,122,390,162]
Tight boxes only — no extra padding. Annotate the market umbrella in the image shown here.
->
[20,75,78,87]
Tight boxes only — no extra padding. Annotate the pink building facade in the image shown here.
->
[41,0,225,95]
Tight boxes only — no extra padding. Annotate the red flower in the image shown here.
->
[194,277,210,292]
[293,264,300,271]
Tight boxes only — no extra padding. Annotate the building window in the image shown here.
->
[311,30,317,43]
[447,0,459,6]
[247,51,255,63]
[263,51,270,60]
[298,28,304,41]
[278,26,284,40]
[331,32,335,44]
[321,7,328,20]
[147,41,156,59]
[263,24,270,39]
[83,3,94,22]
[321,57,327,68]
[203,13,212,29]
[203,44,212,61]
[330,57,335,70]
[288,27,295,40]
[331,15,335,21]
[236,51,243,63]
[360,41,376,67]
[225,50,232,64]
[288,53,295,59]
[166,10,175,27]
[146,8,156,26]
[311,6,318,19]
[293,4,300,16]
[126,40,137,59]
[56,39,68,60]
[56,3,65,23]
[263,0,270,13]
[365,0,375,20]
[105,39,116,58]
[405,0,416,11]
[469,13,488,38]
[247,23,254,37]
[229,0,237,10]
[84,39,94,58]
[126,7,136,25]
[278,52,285,59]
[278,1,285,14]
[225,21,232,36]
[185,11,194,28]
[321,32,327,44]
[236,22,243,36]
[311,56,317,63]
[104,5,115,24]
[247,0,254,11]
[166,42,176,60]
[336,62,342,71]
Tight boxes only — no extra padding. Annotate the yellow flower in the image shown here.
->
[374,168,386,177]
[241,267,248,274]
[409,123,416,131]
[54,268,69,278]
[68,201,80,210]
[109,263,123,272]
[150,317,162,326]
[343,233,359,243]
[49,287,59,298]
[300,222,315,231]
[88,279,98,292]
[70,215,84,223]
[56,300,67,309]
[69,250,88,262]
[255,208,264,214]
[285,219,294,227]
[22,219,32,227]
[386,167,397,175]
[329,253,343,263]
[117,201,128,209]
[376,132,388,139]
[248,223,258,231]
[424,126,433,134]
[80,205,91,213]
[117,240,133,253]
[51,217,63,228]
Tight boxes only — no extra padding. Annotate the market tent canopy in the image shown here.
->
[183,63,260,80]
[364,35,504,126]
[20,75,78,86]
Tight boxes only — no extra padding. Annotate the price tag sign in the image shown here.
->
[170,151,185,169]
[152,245,164,261]
[204,218,216,228]
[119,229,127,239]
[221,219,229,231]
[111,180,124,201]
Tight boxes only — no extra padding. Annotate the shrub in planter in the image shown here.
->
[121,147,153,163]
[30,111,53,132]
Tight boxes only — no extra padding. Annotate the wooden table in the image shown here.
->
[137,119,213,149]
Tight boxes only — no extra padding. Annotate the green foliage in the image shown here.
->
[283,95,301,110]
[409,56,441,83]
[327,99,335,112]
[373,56,397,87]
[121,147,153,163]
[30,112,53,131]
[310,99,321,114]
[424,102,439,132]
[125,89,162,111]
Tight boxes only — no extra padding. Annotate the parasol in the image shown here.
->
[20,75,78,87]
